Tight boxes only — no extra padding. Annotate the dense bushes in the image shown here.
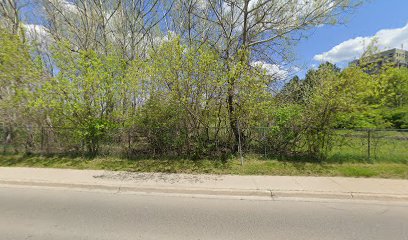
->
[1,31,407,160]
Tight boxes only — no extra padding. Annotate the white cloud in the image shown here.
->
[291,66,301,73]
[24,24,52,52]
[314,22,408,63]
[251,61,288,79]
[152,31,177,46]
[195,0,209,9]
[53,0,79,13]
[24,24,51,41]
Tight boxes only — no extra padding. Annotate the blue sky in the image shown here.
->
[295,0,408,77]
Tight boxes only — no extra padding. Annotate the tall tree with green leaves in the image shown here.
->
[0,28,45,152]
[378,67,408,128]
[37,45,126,155]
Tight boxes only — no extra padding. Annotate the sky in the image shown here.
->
[294,0,408,77]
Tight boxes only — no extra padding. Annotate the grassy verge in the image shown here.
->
[1,154,407,179]
[328,130,408,164]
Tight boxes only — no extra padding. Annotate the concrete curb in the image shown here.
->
[270,190,408,201]
[1,179,408,202]
[0,180,271,198]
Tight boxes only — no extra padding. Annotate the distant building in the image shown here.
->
[350,48,408,73]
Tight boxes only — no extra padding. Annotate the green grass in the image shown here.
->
[328,130,408,164]
[1,154,407,179]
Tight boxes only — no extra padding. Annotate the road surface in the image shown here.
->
[0,187,407,240]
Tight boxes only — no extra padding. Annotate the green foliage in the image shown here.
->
[264,104,303,155]
[36,46,125,154]
[124,39,227,156]
[301,64,344,159]
[1,29,407,161]
[377,68,408,128]
[277,62,408,160]
[0,29,43,126]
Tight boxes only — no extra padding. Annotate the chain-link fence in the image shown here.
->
[0,126,235,158]
[1,126,407,162]
[330,129,408,163]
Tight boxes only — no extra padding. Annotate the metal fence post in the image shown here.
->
[263,128,267,158]
[1,124,5,154]
[128,130,131,157]
[237,120,244,166]
[40,127,44,154]
[367,129,371,162]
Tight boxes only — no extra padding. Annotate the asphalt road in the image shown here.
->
[0,187,407,240]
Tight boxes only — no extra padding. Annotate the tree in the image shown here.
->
[280,75,304,103]
[169,0,362,151]
[129,38,231,156]
[1,1,374,159]
[41,0,173,59]
[0,0,22,35]
[37,45,125,155]
[0,28,45,152]
[335,66,382,128]
[300,63,372,159]
[378,67,408,128]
